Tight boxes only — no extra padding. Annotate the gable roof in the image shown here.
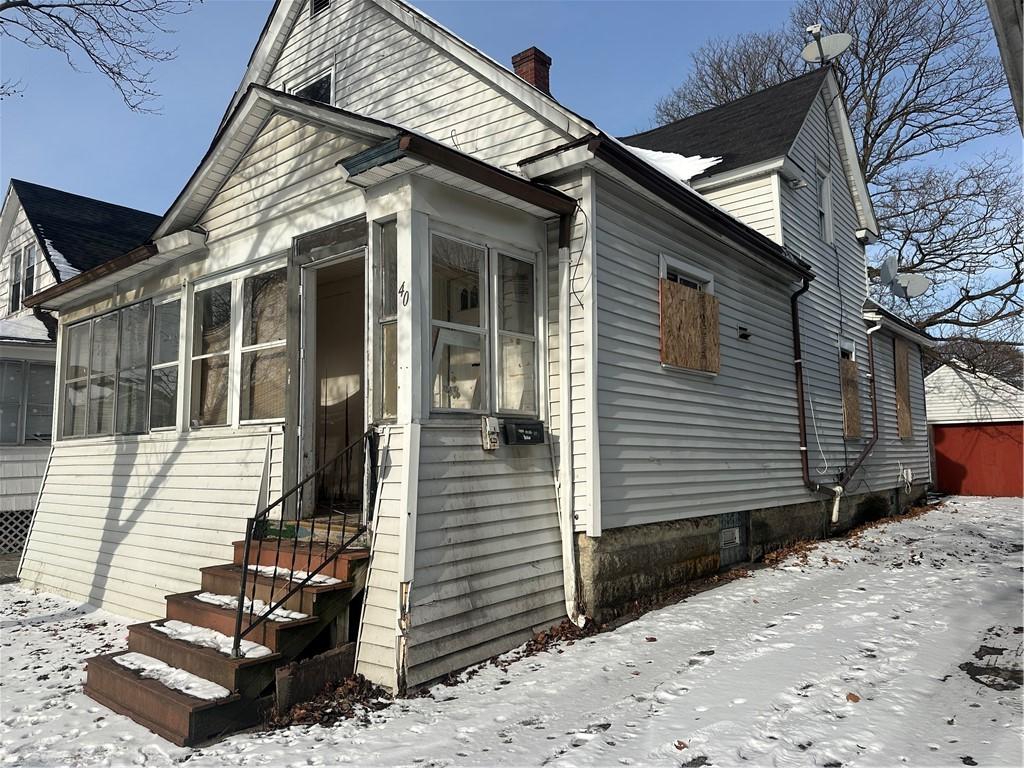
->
[9,179,161,282]
[622,69,830,181]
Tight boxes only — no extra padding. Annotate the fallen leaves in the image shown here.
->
[846,692,861,703]
[674,739,688,750]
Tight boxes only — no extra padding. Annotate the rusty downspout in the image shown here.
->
[839,321,882,489]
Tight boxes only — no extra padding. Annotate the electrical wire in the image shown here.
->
[569,199,589,311]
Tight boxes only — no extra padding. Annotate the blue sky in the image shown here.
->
[0,0,1016,217]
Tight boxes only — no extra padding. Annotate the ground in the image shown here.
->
[1,496,1021,767]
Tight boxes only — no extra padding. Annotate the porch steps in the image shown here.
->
[84,539,369,746]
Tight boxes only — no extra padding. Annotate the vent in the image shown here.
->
[310,0,330,18]
[720,527,741,548]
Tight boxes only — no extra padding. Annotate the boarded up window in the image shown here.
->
[840,357,861,438]
[660,278,720,373]
[894,338,912,438]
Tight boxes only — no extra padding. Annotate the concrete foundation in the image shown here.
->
[577,484,929,622]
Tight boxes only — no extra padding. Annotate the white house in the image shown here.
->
[15,0,933,745]
[0,180,158,552]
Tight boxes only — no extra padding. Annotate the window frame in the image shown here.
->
[817,166,834,244]
[8,248,22,314]
[491,247,540,417]
[149,294,182,432]
[289,69,333,105]
[658,253,719,377]
[429,230,490,416]
[376,218,399,422]
[238,267,288,426]
[188,279,235,429]
[309,0,330,19]
[0,358,55,446]
[22,244,36,299]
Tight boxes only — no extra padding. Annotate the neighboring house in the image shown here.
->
[15,0,933,743]
[0,180,159,553]
[925,364,1023,497]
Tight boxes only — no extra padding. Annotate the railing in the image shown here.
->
[230,428,379,658]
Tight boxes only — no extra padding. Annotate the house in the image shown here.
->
[925,364,1023,497]
[15,0,933,745]
[0,180,159,554]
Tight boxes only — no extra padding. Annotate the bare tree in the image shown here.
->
[0,0,192,112]
[653,0,1020,376]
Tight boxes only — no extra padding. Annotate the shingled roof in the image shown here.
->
[621,68,830,181]
[11,179,161,282]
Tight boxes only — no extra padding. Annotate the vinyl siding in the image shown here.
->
[355,425,405,691]
[701,175,779,243]
[924,365,1023,424]
[857,330,932,492]
[594,174,806,529]
[19,430,275,619]
[403,423,563,689]
[0,444,49,512]
[1,204,59,320]
[269,0,573,170]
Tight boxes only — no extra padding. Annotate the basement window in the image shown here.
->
[659,255,719,374]
[292,72,332,105]
[310,0,330,18]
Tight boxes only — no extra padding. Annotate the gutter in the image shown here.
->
[22,243,158,309]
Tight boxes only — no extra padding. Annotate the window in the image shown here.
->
[151,300,180,429]
[0,360,54,444]
[431,234,486,411]
[659,256,719,374]
[190,283,232,427]
[23,245,36,298]
[240,269,287,421]
[894,338,912,438]
[293,73,331,105]
[839,342,861,438]
[61,300,174,438]
[8,248,22,314]
[817,168,833,244]
[378,221,398,420]
[310,0,330,18]
[496,253,537,414]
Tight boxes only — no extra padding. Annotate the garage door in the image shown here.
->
[932,421,1023,497]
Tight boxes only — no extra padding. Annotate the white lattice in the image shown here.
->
[0,509,32,553]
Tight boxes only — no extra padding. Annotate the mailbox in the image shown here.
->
[503,419,545,445]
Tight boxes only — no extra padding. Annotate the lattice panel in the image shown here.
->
[0,509,33,553]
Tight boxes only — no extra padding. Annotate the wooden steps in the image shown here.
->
[84,535,369,746]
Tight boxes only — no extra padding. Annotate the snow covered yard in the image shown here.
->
[2,496,1021,768]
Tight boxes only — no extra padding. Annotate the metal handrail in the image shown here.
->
[230,428,378,657]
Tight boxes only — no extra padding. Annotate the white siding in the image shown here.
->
[858,330,932,492]
[19,430,274,619]
[925,365,1024,424]
[269,0,573,170]
[0,444,49,512]
[355,425,405,691]
[404,424,563,689]
[594,174,806,528]
[701,175,779,243]
[1,204,59,322]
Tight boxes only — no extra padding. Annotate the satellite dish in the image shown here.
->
[801,28,853,65]
[879,254,899,285]
[895,273,931,300]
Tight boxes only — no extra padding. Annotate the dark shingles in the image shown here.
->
[11,180,161,280]
[621,69,829,181]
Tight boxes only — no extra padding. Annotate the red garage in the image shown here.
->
[926,365,1023,498]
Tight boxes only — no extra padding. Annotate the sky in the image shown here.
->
[0,0,1018,218]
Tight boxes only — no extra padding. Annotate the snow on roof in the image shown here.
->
[44,238,79,281]
[0,314,53,343]
[625,146,722,185]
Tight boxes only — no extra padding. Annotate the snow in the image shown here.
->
[151,619,273,659]
[247,564,342,586]
[112,652,230,701]
[0,315,50,342]
[625,145,722,184]
[194,591,308,621]
[1,496,1021,767]
[44,239,80,282]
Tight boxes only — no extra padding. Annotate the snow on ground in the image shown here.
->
[1,496,1021,767]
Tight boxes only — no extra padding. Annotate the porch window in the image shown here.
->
[115,302,151,434]
[150,299,180,429]
[431,234,486,411]
[240,268,287,421]
[496,253,537,414]
[190,283,232,427]
[378,220,398,420]
[0,360,54,444]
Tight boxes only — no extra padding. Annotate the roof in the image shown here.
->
[10,179,161,281]
[0,312,55,345]
[925,363,1023,424]
[862,300,934,347]
[621,69,830,181]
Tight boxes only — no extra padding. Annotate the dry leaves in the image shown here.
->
[846,692,861,703]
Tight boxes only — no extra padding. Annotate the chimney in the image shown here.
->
[512,47,552,95]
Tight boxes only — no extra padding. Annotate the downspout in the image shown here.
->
[556,212,585,627]
[790,277,843,516]
[838,321,882,493]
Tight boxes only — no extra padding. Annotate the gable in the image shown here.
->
[925,364,1024,424]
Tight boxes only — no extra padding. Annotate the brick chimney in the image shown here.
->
[512,47,552,95]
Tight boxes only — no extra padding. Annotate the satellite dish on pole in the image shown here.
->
[801,25,853,65]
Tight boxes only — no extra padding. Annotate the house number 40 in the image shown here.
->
[398,281,410,307]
